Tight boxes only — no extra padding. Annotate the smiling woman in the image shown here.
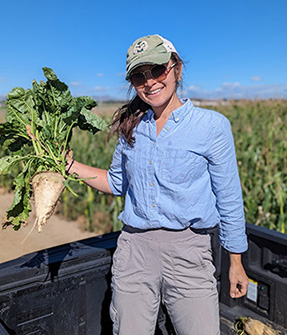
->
[110,45,183,144]
[65,34,249,335]
[131,58,182,126]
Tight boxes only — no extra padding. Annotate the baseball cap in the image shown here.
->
[126,34,178,80]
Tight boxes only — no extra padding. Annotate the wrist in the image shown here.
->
[229,252,242,266]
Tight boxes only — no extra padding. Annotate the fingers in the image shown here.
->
[55,142,73,158]
[230,279,249,298]
[66,148,73,159]
[64,148,74,173]
[228,254,249,299]
[66,159,75,173]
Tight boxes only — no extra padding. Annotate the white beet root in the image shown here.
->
[239,317,279,335]
[31,171,65,232]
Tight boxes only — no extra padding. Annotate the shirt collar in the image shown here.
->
[169,98,193,122]
[146,109,154,120]
[145,98,194,123]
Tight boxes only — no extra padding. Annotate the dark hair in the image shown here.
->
[109,52,183,147]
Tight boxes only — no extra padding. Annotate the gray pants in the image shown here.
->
[110,225,220,335]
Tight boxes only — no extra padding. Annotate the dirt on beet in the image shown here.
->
[31,171,65,232]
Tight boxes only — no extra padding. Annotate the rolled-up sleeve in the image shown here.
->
[107,137,128,196]
[208,116,248,253]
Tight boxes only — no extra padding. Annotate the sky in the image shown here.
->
[1,0,287,101]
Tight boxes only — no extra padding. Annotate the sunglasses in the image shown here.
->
[130,63,177,87]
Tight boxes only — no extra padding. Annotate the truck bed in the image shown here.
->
[0,224,286,334]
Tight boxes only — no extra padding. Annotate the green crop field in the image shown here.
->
[216,99,287,233]
[1,99,287,234]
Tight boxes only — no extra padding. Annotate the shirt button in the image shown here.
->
[170,115,174,119]
[149,160,152,164]
[165,127,169,130]
[153,142,156,146]
[151,203,156,208]
[175,117,179,121]
[149,182,153,186]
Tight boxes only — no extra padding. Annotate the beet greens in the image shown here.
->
[0,67,106,229]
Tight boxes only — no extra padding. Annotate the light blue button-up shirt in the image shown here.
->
[107,99,248,253]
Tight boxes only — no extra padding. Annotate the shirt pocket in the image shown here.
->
[160,149,201,184]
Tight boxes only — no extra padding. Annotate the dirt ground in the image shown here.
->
[0,190,98,264]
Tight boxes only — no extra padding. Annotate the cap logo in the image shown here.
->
[133,40,148,54]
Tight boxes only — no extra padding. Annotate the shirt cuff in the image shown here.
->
[107,169,120,196]
[219,235,248,253]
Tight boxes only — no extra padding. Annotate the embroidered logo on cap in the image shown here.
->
[133,40,148,54]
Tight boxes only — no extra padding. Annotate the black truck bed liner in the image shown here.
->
[0,224,286,334]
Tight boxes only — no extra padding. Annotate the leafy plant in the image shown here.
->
[0,67,106,230]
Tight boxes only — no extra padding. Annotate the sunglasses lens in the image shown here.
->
[151,65,166,80]
[130,64,168,87]
[131,72,145,87]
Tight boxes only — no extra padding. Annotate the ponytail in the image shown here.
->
[109,94,150,147]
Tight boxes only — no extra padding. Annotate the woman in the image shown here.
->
[66,34,249,335]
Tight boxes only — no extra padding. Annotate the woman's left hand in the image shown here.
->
[228,252,249,298]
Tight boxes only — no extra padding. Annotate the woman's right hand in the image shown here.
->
[63,153,113,194]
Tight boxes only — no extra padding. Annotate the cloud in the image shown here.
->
[93,86,110,92]
[186,82,287,99]
[214,82,244,98]
[97,73,104,77]
[251,76,262,82]
[183,85,201,97]
[70,81,80,87]
[117,72,126,77]
[0,77,6,82]
[188,85,200,91]
[221,82,241,89]
[93,86,103,91]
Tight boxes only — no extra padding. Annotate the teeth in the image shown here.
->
[148,88,161,95]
